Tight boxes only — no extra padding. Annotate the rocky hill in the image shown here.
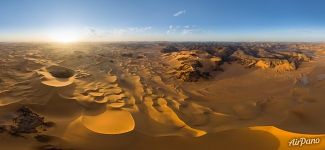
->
[161,43,311,81]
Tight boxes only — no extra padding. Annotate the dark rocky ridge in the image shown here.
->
[10,106,48,135]
[0,106,53,136]
[161,45,179,53]
[161,43,311,82]
[163,50,222,82]
[230,49,310,71]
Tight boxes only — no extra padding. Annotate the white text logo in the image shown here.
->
[288,137,320,147]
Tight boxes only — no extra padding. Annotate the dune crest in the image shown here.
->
[38,65,75,87]
[82,109,135,134]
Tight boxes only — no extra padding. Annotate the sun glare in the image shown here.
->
[50,32,79,43]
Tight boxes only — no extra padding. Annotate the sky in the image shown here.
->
[0,0,325,42]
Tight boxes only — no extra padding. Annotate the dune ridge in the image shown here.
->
[0,42,325,150]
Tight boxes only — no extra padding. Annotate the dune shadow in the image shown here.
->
[129,128,280,150]
[64,120,280,150]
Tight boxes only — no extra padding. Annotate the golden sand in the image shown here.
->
[0,43,325,150]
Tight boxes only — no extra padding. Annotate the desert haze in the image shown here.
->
[0,42,325,149]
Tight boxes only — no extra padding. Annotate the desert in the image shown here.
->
[0,42,325,150]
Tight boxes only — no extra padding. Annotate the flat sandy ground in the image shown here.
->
[1,42,325,150]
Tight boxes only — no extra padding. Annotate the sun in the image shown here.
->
[50,32,79,43]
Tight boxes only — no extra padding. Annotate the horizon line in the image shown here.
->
[0,40,324,44]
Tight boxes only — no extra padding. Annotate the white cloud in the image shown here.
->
[182,28,194,34]
[88,27,97,35]
[127,26,152,32]
[110,29,127,36]
[86,26,152,37]
[83,26,154,41]
[173,10,186,17]
[166,25,197,35]
[166,25,176,34]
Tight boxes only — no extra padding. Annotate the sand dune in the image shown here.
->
[82,109,135,134]
[0,42,325,150]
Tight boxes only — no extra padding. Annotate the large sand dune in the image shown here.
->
[1,42,325,150]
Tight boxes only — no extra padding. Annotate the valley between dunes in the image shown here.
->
[1,42,325,150]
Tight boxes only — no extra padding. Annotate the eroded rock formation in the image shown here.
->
[163,50,222,82]
[9,106,52,135]
[161,43,311,81]
[230,49,311,72]
[161,46,179,53]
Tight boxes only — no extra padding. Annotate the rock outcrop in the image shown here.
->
[161,46,179,53]
[230,49,310,72]
[161,43,312,81]
[163,50,222,82]
[3,106,53,135]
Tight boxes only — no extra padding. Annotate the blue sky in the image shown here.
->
[0,0,325,42]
